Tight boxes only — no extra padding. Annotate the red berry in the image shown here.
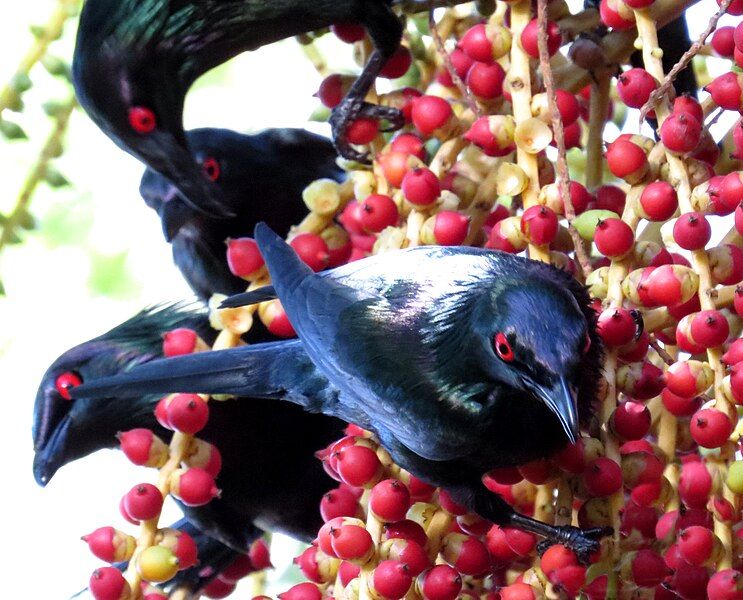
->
[219,554,255,583]
[540,544,579,578]
[464,115,515,157]
[460,24,495,63]
[331,523,373,561]
[712,27,736,58]
[291,233,329,272]
[674,95,704,123]
[500,583,540,600]
[594,218,634,258]
[427,211,469,246]
[402,168,440,206]
[597,308,638,346]
[163,328,200,357]
[226,237,264,279]
[360,194,399,233]
[259,299,296,338]
[690,408,733,449]
[585,457,623,497]
[441,533,490,576]
[165,393,209,435]
[605,139,648,181]
[411,96,453,136]
[336,445,382,487]
[385,519,428,548]
[594,184,626,214]
[82,527,117,562]
[520,19,560,59]
[678,526,718,566]
[611,401,651,440]
[118,428,167,468]
[707,569,743,600]
[673,212,711,250]
[370,479,411,522]
[89,567,130,600]
[720,172,743,213]
[706,72,743,111]
[317,74,349,109]
[661,388,702,417]
[617,68,657,108]
[346,117,379,145]
[278,582,322,600]
[599,0,635,28]
[331,23,365,43]
[203,578,236,599]
[380,46,412,79]
[520,205,558,246]
[124,483,163,521]
[639,181,678,221]
[249,538,272,570]
[466,61,505,100]
[372,560,413,599]
[660,113,701,154]
[417,565,462,600]
[169,468,220,506]
[390,133,426,160]
[690,310,730,348]
[630,549,669,587]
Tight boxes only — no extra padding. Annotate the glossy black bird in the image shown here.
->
[72,0,455,215]
[33,304,345,555]
[139,127,343,302]
[75,228,608,559]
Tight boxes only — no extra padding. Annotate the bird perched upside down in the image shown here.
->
[75,227,609,560]
[33,304,345,576]
[139,127,343,303]
[72,0,463,215]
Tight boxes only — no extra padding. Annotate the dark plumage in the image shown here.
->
[72,0,431,215]
[33,304,345,559]
[139,127,343,302]
[75,232,608,559]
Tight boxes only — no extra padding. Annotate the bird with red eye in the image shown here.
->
[494,332,515,362]
[202,157,221,182]
[55,371,83,401]
[128,106,157,135]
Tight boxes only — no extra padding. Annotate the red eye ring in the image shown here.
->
[203,157,221,181]
[128,106,157,134]
[55,371,82,401]
[494,332,514,362]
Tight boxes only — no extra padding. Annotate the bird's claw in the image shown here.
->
[330,99,405,163]
[536,525,612,564]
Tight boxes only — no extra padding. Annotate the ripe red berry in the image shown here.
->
[259,299,296,338]
[466,61,505,99]
[169,468,220,506]
[372,560,413,599]
[89,567,130,600]
[661,388,702,418]
[611,401,651,440]
[597,308,638,346]
[290,233,329,272]
[390,133,426,160]
[438,46,474,87]
[202,577,237,598]
[417,565,462,600]
[674,95,704,122]
[336,444,383,487]
[278,582,322,600]
[119,428,168,468]
[421,211,469,246]
[460,24,496,63]
[706,71,743,111]
[673,212,711,250]
[331,523,374,561]
[380,538,431,576]
[346,117,380,145]
[690,408,733,448]
[707,569,743,600]
[124,483,163,521]
[441,533,490,576]
[165,393,209,434]
[157,528,198,570]
[594,184,626,214]
[639,181,678,221]
[630,549,669,587]
[360,194,399,233]
[220,554,255,583]
[594,218,634,258]
[464,115,515,156]
[617,68,657,108]
[540,544,579,578]
[226,237,264,279]
[370,479,411,522]
[500,583,541,600]
[320,487,360,522]
[605,139,648,182]
[331,23,365,43]
[520,205,558,246]
[690,310,730,348]
[380,46,412,79]
[162,328,202,357]
[249,538,272,570]
[384,519,428,548]
[410,96,453,136]
[712,27,736,58]
[402,168,440,206]
[585,457,623,497]
[317,73,351,109]
[678,526,719,566]
[520,19,560,59]
[660,113,702,154]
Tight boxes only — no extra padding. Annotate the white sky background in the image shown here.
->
[0,0,734,597]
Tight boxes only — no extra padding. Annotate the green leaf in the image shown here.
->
[309,105,331,123]
[0,120,28,140]
[87,251,138,298]
[7,95,24,113]
[44,166,71,188]
[4,229,23,244]
[16,209,36,231]
[11,73,32,93]
[42,100,66,117]
[42,56,72,80]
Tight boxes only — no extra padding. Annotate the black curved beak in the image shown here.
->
[32,416,71,487]
[158,197,194,242]
[524,376,579,444]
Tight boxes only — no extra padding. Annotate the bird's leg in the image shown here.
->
[462,484,611,564]
[330,3,405,162]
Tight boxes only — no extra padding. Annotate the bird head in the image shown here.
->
[467,266,602,444]
[71,3,232,218]
[32,342,160,487]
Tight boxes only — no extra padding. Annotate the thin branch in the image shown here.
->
[639,0,732,122]
[536,0,593,276]
[428,8,481,118]
[649,335,674,367]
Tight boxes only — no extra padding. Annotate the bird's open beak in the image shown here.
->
[526,376,579,444]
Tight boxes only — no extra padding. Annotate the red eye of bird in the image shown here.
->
[128,106,157,134]
[55,371,82,401]
[203,157,221,181]
[494,332,515,362]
